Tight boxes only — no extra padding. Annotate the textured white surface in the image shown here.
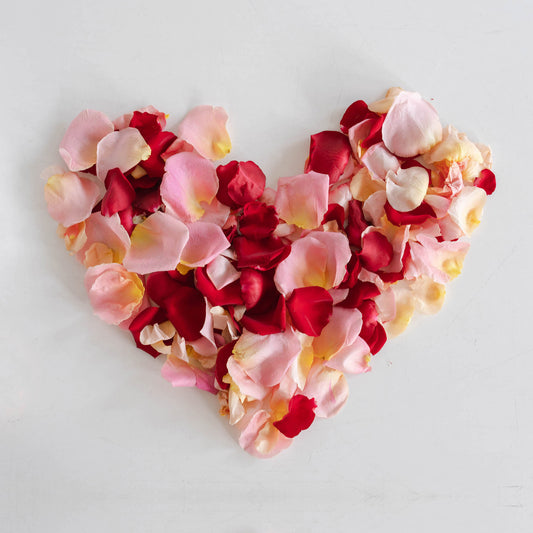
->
[1,1,532,531]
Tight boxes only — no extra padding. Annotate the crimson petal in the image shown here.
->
[305,131,351,184]
[216,160,266,208]
[101,168,136,216]
[340,100,378,134]
[195,267,244,306]
[384,201,436,226]
[346,200,367,247]
[238,201,279,240]
[273,395,317,438]
[215,340,237,390]
[358,232,393,272]
[233,236,290,271]
[128,306,168,358]
[287,287,333,336]
[474,169,496,195]
[240,293,286,335]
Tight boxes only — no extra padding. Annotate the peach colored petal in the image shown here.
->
[176,105,231,160]
[96,127,151,180]
[59,110,114,171]
[382,91,442,158]
[44,171,101,226]
[229,328,302,389]
[179,221,230,268]
[161,152,218,222]
[312,307,363,360]
[448,186,487,236]
[385,166,429,212]
[85,263,144,325]
[274,172,329,229]
[350,166,386,202]
[302,363,349,418]
[274,231,351,297]
[368,86,403,114]
[122,211,189,275]
[57,222,87,253]
[77,212,131,265]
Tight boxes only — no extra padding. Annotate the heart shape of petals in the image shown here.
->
[44,89,495,457]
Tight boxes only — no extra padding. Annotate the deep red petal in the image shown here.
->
[101,168,136,216]
[118,205,134,234]
[360,115,385,149]
[233,236,290,271]
[305,131,351,184]
[384,202,436,226]
[340,100,378,134]
[146,271,195,306]
[195,267,244,306]
[287,286,333,336]
[346,200,368,247]
[474,169,496,195]
[238,201,279,240]
[358,232,393,272]
[339,254,362,289]
[322,203,345,229]
[273,394,317,438]
[240,269,276,311]
[130,111,161,141]
[133,186,162,213]
[162,285,206,341]
[215,340,237,390]
[128,306,167,358]
[339,281,381,309]
[216,161,266,208]
[141,131,178,178]
[240,293,286,335]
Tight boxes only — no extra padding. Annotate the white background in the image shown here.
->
[1,0,532,531]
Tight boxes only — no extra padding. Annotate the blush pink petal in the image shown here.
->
[85,263,144,325]
[274,172,329,229]
[382,91,442,158]
[122,211,189,274]
[229,328,301,389]
[59,110,114,171]
[44,171,101,226]
[312,307,363,359]
[161,152,218,222]
[274,231,351,297]
[361,142,400,180]
[176,105,231,160]
[161,354,216,394]
[96,127,151,180]
[206,255,240,290]
[326,337,371,374]
[302,363,349,418]
[386,166,429,212]
[77,212,131,265]
[180,221,230,268]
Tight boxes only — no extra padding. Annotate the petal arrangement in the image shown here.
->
[44,89,495,458]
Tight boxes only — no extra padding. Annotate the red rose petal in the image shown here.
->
[358,231,393,272]
[322,203,345,229]
[163,285,206,341]
[346,200,368,247]
[146,270,195,305]
[305,131,351,184]
[240,293,286,335]
[238,201,279,240]
[339,281,381,309]
[287,286,333,336]
[101,168,136,216]
[360,115,386,150]
[358,300,387,355]
[384,201,436,226]
[128,306,168,358]
[340,100,378,134]
[273,394,317,438]
[195,267,244,307]
[216,160,266,208]
[474,168,496,195]
[130,111,161,140]
[233,236,290,271]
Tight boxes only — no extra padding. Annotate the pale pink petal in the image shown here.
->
[161,152,218,222]
[362,190,387,226]
[206,255,240,290]
[96,128,151,180]
[302,363,349,418]
[176,105,231,160]
[326,337,371,374]
[348,119,374,161]
[113,105,167,131]
[122,211,189,275]
[382,91,442,158]
[161,354,216,394]
[274,172,329,229]
[226,358,269,400]
[328,182,352,211]
[424,194,452,218]
[85,263,144,325]
[180,221,230,268]
[44,171,101,226]
[448,186,487,236]
[274,231,351,297]
[229,328,302,389]
[312,307,363,359]
[197,196,230,226]
[237,410,292,458]
[361,142,400,180]
[386,166,429,212]
[77,212,131,265]
[59,110,114,171]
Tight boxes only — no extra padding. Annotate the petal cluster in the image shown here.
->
[45,89,495,458]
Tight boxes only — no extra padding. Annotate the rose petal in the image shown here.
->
[386,166,429,212]
[305,131,351,184]
[59,110,114,171]
[287,286,333,337]
[176,105,231,160]
[180,221,230,268]
[273,394,317,438]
